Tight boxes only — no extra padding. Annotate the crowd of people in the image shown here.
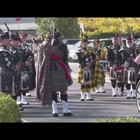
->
[0,28,140,117]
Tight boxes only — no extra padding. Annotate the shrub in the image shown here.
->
[92,117,140,123]
[0,92,22,122]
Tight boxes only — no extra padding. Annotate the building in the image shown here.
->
[0,17,38,40]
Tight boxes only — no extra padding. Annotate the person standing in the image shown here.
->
[35,30,73,117]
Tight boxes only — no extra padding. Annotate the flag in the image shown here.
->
[134,54,140,65]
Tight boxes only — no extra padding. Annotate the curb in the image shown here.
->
[21,119,28,123]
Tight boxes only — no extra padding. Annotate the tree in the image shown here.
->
[77,18,140,38]
[34,18,53,35]
[34,18,80,39]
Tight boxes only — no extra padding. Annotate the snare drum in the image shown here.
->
[109,67,116,80]
[127,67,136,85]
[99,60,108,72]
[116,70,124,83]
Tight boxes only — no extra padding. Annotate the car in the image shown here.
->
[68,40,93,62]
[134,38,140,47]
[62,39,80,48]
[87,38,127,48]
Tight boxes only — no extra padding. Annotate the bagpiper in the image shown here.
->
[9,34,25,111]
[0,34,17,96]
[120,34,138,99]
[76,35,103,101]
[91,38,107,93]
[19,33,36,97]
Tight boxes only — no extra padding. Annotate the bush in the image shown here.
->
[92,117,140,123]
[0,92,22,122]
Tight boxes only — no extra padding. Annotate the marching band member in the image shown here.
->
[20,33,36,97]
[106,34,124,97]
[120,35,137,99]
[0,34,17,96]
[76,37,94,101]
[92,38,107,93]
[76,36,103,101]
[35,30,73,117]
[10,35,25,110]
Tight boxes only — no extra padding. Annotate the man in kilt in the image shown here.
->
[76,37,103,101]
[19,33,36,97]
[0,34,19,97]
[120,35,138,99]
[35,30,73,117]
[91,38,107,93]
[106,34,124,97]
[10,35,27,110]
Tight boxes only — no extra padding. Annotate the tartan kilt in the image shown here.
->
[100,71,105,85]
[0,74,13,95]
[28,72,36,90]
[28,61,36,90]
[49,62,68,92]
[92,60,105,90]
[14,72,21,90]
[50,68,68,92]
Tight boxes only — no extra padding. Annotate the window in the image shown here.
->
[67,39,80,45]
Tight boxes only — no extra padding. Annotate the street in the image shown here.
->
[20,63,140,122]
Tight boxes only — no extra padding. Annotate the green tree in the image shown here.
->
[34,18,53,35]
[77,18,140,38]
[35,18,80,39]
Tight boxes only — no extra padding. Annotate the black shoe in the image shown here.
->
[99,91,106,93]
[80,99,85,101]
[112,95,117,97]
[126,97,131,99]
[26,94,32,97]
[86,98,94,101]
[52,113,59,117]
[63,112,73,117]
[132,97,136,99]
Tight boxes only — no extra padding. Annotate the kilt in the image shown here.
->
[28,64,36,90]
[0,68,13,95]
[14,71,21,90]
[100,71,105,85]
[28,72,36,90]
[50,62,67,92]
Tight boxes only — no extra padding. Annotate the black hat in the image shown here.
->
[81,38,88,43]
[54,31,61,38]
[113,34,119,40]
[81,35,88,43]
[126,34,132,41]
[11,34,20,41]
[21,33,28,38]
[0,34,9,41]
[93,38,100,44]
